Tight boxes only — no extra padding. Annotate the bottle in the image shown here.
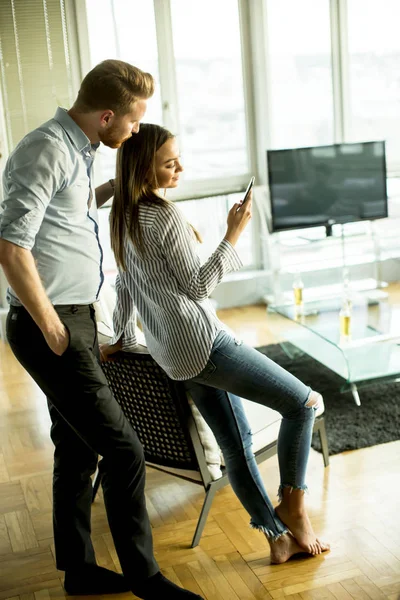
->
[342,269,352,309]
[292,272,304,307]
[339,297,352,339]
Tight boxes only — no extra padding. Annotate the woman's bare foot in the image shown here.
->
[316,539,330,553]
[275,503,329,555]
[269,532,313,564]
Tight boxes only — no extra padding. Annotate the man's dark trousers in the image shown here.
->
[6,303,159,586]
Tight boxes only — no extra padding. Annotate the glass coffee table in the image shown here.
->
[268,296,400,405]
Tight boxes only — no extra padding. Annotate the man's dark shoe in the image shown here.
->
[64,564,131,595]
[133,571,204,599]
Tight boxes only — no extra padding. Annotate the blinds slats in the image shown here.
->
[0,0,74,149]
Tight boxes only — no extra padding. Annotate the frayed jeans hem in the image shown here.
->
[278,483,308,502]
[250,521,288,541]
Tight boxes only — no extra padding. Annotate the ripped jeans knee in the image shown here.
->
[306,390,323,410]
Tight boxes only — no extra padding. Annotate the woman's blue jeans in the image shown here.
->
[183,330,316,540]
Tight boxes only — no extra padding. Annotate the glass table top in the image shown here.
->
[272,296,400,346]
[268,296,400,384]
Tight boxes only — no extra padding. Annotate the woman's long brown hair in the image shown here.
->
[110,123,201,270]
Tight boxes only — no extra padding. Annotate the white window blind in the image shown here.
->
[0,0,74,150]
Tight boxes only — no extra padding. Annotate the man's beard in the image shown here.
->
[99,129,132,149]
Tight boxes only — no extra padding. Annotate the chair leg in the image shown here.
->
[318,417,330,467]
[92,468,102,502]
[191,484,217,548]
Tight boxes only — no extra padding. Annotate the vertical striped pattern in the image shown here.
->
[110,202,243,380]
[0,0,74,150]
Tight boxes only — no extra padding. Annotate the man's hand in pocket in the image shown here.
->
[43,320,69,356]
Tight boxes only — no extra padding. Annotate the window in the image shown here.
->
[82,0,257,277]
[266,0,334,149]
[346,0,400,169]
[84,0,162,125]
[84,0,251,189]
[263,0,336,273]
[179,193,253,268]
[85,0,162,186]
[169,0,248,181]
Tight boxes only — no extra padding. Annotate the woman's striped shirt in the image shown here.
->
[109,201,243,380]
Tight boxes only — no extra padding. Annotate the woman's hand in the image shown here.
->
[224,190,253,247]
[95,179,116,209]
[99,338,122,362]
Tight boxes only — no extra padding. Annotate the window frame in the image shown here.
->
[334,0,400,175]
[67,0,400,277]
[155,0,257,201]
[73,0,258,200]
[70,0,263,271]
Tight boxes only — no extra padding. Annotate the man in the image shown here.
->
[0,59,203,600]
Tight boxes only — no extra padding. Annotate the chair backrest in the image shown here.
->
[101,352,201,472]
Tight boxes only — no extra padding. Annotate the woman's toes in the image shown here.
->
[316,539,330,553]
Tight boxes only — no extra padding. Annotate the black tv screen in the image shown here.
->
[267,141,388,233]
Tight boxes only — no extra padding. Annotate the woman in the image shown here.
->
[101,124,329,564]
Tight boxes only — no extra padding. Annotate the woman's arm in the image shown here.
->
[95,179,115,208]
[110,273,139,349]
[100,272,142,360]
[153,202,250,302]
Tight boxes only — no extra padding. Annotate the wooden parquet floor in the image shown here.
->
[0,303,399,600]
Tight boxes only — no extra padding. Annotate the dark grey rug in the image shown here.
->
[256,343,400,456]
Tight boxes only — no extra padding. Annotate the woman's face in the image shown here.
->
[154,137,183,189]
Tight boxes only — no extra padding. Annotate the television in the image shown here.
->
[267,141,388,234]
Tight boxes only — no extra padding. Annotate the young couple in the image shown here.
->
[0,59,328,600]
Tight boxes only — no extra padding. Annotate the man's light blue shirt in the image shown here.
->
[0,107,104,306]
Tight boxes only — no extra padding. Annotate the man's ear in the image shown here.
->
[99,110,115,127]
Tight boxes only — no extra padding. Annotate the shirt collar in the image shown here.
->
[54,107,94,153]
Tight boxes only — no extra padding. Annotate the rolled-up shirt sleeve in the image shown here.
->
[110,272,139,351]
[0,136,67,250]
[153,203,243,302]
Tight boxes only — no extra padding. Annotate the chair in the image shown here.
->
[93,351,330,548]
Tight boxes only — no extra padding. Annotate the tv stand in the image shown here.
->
[263,220,388,306]
[325,222,334,237]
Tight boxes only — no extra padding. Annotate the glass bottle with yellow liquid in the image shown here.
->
[339,297,352,339]
[293,272,304,316]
